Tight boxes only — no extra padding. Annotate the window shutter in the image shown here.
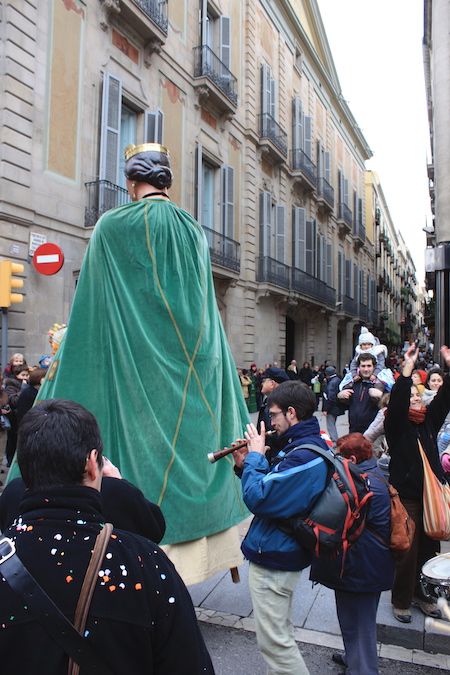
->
[345,258,352,297]
[221,165,234,239]
[195,143,203,224]
[344,178,349,207]
[200,0,208,45]
[317,140,322,178]
[303,115,312,158]
[219,16,231,73]
[99,72,122,184]
[324,151,331,183]
[353,190,358,234]
[145,109,164,144]
[292,206,306,270]
[359,269,365,304]
[270,77,276,120]
[326,242,332,287]
[261,64,272,116]
[316,233,324,280]
[260,191,272,257]
[353,263,358,301]
[292,97,302,151]
[358,198,363,228]
[338,170,344,204]
[305,219,316,276]
[275,205,286,263]
[338,252,344,299]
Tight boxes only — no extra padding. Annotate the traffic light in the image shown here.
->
[0,260,24,308]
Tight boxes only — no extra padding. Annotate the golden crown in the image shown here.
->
[124,143,170,161]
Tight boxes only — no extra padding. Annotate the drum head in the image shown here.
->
[422,554,450,583]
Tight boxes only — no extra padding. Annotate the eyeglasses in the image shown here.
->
[268,410,286,420]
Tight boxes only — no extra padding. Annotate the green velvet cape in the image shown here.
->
[34,199,250,543]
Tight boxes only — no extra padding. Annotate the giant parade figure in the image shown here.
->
[26,143,250,583]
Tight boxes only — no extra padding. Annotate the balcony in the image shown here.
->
[358,302,368,321]
[118,0,168,42]
[84,180,130,227]
[353,221,366,249]
[342,294,357,315]
[193,46,238,112]
[291,268,336,307]
[290,148,317,191]
[257,256,290,289]
[316,177,334,212]
[257,113,288,162]
[337,202,352,237]
[369,309,378,325]
[202,226,240,273]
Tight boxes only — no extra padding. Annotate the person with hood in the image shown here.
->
[322,365,343,447]
[385,343,450,623]
[350,327,387,380]
[232,380,329,675]
[298,361,313,387]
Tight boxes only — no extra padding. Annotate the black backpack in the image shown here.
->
[275,444,373,566]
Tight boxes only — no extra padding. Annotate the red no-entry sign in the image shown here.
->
[33,243,64,275]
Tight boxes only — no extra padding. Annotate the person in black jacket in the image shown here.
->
[16,367,47,424]
[337,354,384,433]
[322,366,343,447]
[0,398,214,675]
[385,343,450,623]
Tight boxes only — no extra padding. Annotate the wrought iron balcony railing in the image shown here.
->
[193,45,238,105]
[291,268,336,307]
[132,0,168,34]
[84,180,130,227]
[290,149,317,187]
[258,113,288,157]
[257,256,290,289]
[202,226,240,272]
[317,177,334,208]
[342,294,357,316]
[338,202,352,228]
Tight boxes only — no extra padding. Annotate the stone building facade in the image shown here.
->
[0,0,418,371]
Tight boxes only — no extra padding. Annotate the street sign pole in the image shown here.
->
[1,308,8,375]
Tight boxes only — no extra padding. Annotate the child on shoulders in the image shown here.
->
[350,327,387,381]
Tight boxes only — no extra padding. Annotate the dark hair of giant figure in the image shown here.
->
[124,143,173,190]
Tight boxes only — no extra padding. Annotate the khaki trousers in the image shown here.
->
[248,562,309,675]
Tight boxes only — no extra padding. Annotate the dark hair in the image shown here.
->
[357,353,376,366]
[17,399,103,491]
[267,380,316,421]
[425,367,444,389]
[13,364,29,376]
[336,433,373,462]
[28,368,47,387]
[125,151,173,189]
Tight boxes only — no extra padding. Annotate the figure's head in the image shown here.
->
[17,399,103,491]
[336,433,373,464]
[13,364,29,381]
[124,143,173,192]
[10,353,25,367]
[426,367,444,392]
[410,385,423,409]
[267,380,316,435]
[358,327,376,348]
[28,367,47,388]
[357,353,376,379]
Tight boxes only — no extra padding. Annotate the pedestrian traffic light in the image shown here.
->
[0,260,24,308]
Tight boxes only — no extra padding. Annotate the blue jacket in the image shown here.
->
[241,417,328,571]
[310,459,395,592]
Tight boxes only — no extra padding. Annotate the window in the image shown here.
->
[292,97,312,158]
[317,140,331,183]
[261,64,276,119]
[293,208,331,283]
[99,72,164,188]
[200,1,231,74]
[259,191,285,263]
[196,143,235,241]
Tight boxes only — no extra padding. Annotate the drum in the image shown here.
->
[421,553,450,601]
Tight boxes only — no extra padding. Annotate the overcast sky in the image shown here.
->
[317,0,430,281]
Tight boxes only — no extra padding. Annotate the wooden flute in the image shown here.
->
[207,430,276,463]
